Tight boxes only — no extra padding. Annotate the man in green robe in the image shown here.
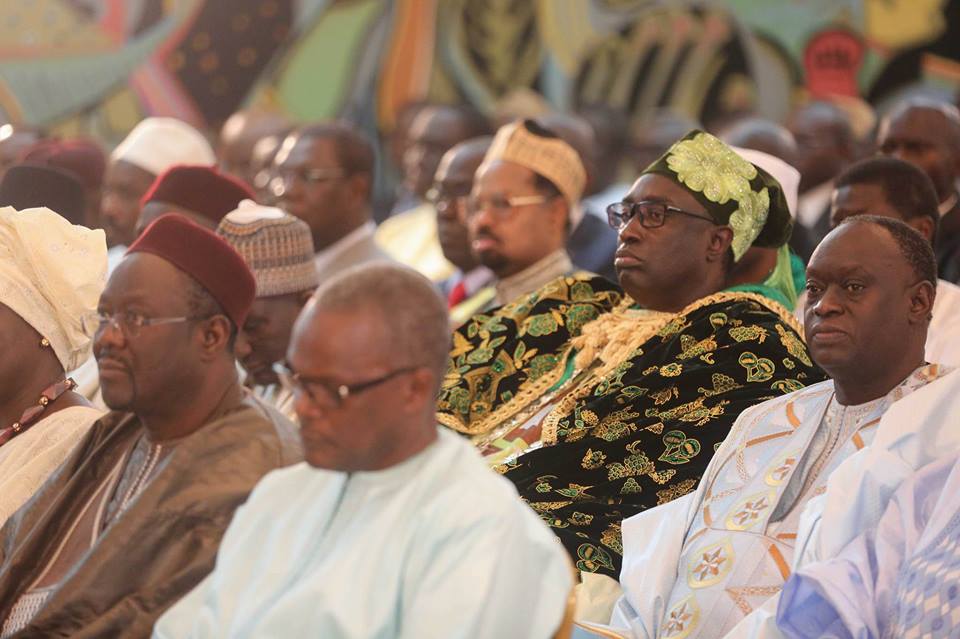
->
[437,131,825,580]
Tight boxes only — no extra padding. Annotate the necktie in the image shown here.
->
[448,280,467,308]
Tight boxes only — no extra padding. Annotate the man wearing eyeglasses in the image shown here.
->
[429,136,497,325]
[217,202,320,423]
[438,131,824,607]
[466,119,599,308]
[155,263,573,639]
[272,121,391,280]
[0,215,302,638]
[375,104,493,283]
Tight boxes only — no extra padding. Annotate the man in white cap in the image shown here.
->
[101,117,216,272]
[466,118,590,309]
[217,201,319,422]
[0,206,107,523]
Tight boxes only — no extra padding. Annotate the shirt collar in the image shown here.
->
[495,249,573,306]
[313,222,375,272]
[939,192,958,217]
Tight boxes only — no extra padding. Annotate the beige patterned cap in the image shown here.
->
[482,119,587,225]
[216,200,319,298]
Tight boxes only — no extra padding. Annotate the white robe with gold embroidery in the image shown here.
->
[601,365,943,639]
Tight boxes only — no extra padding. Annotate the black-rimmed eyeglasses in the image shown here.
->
[274,361,417,409]
[606,201,717,230]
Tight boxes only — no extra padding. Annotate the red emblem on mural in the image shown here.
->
[803,29,865,98]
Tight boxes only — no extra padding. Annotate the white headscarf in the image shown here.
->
[111,117,216,176]
[0,207,107,371]
[732,146,801,219]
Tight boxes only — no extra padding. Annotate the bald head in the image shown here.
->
[434,136,493,270]
[289,263,449,471]
[879,99,960,201]
[218,109,290,185]
[788,101,856,193]
[307,263,451,386]
[404,105,491,198]
[720,117,798,166]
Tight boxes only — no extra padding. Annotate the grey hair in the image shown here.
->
[310,262,451,389]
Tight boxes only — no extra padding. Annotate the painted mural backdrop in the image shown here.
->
[1,0,958,144]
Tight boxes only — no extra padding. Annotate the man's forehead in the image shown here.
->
[441,152,485,182]
[277,134,332,166]
[105,159,154,185]
[290,307,388,371]
[413,108,465,141]
[475,159,535,191]
[833,182,884,206]
[102,253,187,307]
[882,108,947,142]
[812,223,902,272]
[625,173,702,209]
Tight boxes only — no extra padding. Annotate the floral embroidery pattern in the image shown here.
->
[438,284,824,577]
[665,132,770,260]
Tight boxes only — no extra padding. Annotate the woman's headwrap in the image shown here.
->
[0,206,107,371]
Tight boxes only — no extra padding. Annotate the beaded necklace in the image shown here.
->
[0,378,77,447]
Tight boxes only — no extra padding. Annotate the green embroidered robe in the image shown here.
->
[437,274,825,577]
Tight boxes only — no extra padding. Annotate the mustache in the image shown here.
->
[472,229,500,242]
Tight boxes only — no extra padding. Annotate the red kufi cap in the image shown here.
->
[23,138,106,191]
[141,165,256,223]
[126,214,256,327]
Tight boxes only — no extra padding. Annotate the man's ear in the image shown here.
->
[908,280,936,324]
[551,197,572,237]
[908,216,936,244]
[346,172,371,208]
[198,315,233,359]
[706,225,735,263]
[403,367,438,413]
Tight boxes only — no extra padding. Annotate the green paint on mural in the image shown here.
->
[276,0,382,120]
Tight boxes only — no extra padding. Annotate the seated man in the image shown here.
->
[376,104,491,282]
[439,131,823,584]
[273,122,392,279]
[217,201,319,422]
[726,366,959,638]
[154,263,573,639]
[429,136,496,325]
[102,118,216,271]
[0,207,106,523]
[827,157,960,366]
[0,164,86,225]
[0,215,302,637]
[599,215,947,638]
[467,119,590,307]
[135,164,256,238]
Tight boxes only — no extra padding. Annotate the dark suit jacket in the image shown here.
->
[937,198,960,284]
[567,214,618,283]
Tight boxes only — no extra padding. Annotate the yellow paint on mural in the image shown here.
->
[0,0,112,53]
[865,0,947,50]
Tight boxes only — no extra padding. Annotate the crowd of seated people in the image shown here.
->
[0,89,958,638]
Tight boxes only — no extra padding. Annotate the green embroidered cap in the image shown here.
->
[641,130,793,261]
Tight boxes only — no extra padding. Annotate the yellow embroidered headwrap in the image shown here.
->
[642,130,793,261]
[481,119,587,225]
